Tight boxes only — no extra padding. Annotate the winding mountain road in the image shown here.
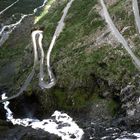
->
[100,0,140,70]
[0,0,19,15]
[37,31,56,89]
[0,14,28,47]
[41,0,74,89]
[0,0,48,47]
[0,31,39,103]
[0,0,74,102]
[133,0,140,34]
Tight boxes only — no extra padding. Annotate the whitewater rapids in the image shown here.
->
[2,93,84,140]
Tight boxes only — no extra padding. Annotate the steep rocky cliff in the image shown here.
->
[1,0,140,137]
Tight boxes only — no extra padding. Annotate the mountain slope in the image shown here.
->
[1,0,140,126]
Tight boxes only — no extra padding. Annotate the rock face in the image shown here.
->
[119,79,140,128]
[0,122,61,140]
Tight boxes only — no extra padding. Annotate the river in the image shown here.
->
[2,92,140,140]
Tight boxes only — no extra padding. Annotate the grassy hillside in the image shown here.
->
[37,0,137,86]
[32,0,138,115]
[0,0,140,118]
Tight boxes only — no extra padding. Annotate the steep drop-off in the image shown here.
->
[1,1,140,138]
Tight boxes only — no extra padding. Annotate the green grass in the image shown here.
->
[35,0,69,45]
[107,0,140,74]
[48,87,119,115]
[107,99,119,116]
[109,0,136,37]
[51,88,99,111]
[53,0,103,52]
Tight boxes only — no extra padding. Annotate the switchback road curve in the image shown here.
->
[0,0,74,102]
